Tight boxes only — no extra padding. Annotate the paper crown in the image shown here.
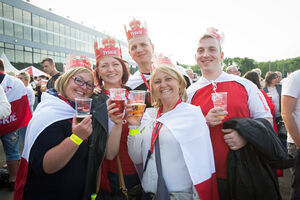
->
[152,53,175,69]
[64,54,92,72]
[205,27,225,45]
[124,18,148,41]
[94,36,121,61]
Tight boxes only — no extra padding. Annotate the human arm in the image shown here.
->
[0,85,11,119]
[205,107,228,127]
[282,95,300,147]
[223,129,247,150]
[42,115,92,174]
[105,99,123,160]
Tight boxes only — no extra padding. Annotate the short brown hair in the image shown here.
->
[0,58,4,72]
[264,72,278,87]
[55,67,94,99]
[41,57,54,66]
[150,66,187,108]
[243,71,261,89]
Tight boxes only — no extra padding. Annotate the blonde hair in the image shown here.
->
[55,67,94,99]
[18,72,30,86]
[198,34,222,52]
[150,66,187,108]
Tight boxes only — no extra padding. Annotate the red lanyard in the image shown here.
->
[149,99,182,153]
[140,72,151,92]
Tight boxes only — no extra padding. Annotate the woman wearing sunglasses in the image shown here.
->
[14,63,94,200]
[83,37,141,200]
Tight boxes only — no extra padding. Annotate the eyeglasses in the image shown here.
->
[72,76,94,90]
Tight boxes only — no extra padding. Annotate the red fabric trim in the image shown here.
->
[140,72,151,92]
[0,72,5,74]
[194,172,219,200]
[14,158,28,200]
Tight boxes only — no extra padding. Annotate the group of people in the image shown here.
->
[0,18,299,200]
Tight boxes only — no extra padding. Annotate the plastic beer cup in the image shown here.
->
[110,88,126,115]
[75,98,92,123]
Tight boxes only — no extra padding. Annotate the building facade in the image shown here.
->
[0,0,136,73]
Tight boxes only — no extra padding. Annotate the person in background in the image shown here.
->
[282,69,300,200]
[127,65,218,200]
[263,72,285,147]
[0,84,11,119]
[186,68,195,82]
[225,65,241,76]
[84,37,140,200]
[41,57,62,91]
[14,66,94,200]
[35,75,49,104]
[125,18,154,107]
[0,58,31,192]
[17,72,35,148]
[187,27,283,200]
[251,68,264,87]
[275,71,282,85]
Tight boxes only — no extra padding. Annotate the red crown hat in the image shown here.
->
[124,18,148,41]
[205,27,225,45]
[152,53,175,69]
[64,54,92,72]
[94,36,121,62]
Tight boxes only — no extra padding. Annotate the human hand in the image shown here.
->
[223,128,247,150]
[93,86,101,95]
[206,107,228,127]
[72,115,93,140]
[107,99,123,125]
[125,103,143,126]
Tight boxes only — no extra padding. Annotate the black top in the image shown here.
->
[23,119,88,200]
[47,72,62,89]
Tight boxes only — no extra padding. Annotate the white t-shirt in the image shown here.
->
[26,85,35,108]
[267,86,280,118]
[282,69,300,143]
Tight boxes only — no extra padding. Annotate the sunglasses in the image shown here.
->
[72,76,94,90]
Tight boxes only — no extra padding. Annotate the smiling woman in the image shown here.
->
[14,66,94,200]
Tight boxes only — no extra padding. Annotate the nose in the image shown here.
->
[136,44,143,52]
[202,49,209,57]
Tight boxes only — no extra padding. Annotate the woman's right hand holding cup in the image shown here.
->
[206,107,228,127]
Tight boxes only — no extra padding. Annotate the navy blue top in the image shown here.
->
[23,119,88,200]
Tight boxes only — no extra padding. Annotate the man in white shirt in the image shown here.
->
[282,69,300,200]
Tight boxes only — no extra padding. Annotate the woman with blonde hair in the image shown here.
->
[127,65,218,200]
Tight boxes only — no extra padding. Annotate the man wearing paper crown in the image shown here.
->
[125,18,154,108]
[83,36,141,200]
[152,53,192,88]
[187,28,291,199]
[64,54,93,72]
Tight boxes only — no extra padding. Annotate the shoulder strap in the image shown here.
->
[117,155,129,200]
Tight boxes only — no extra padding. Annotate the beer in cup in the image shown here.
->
[128,90,146,118]
[41,80,48,91]
[75,98,92,123]
[211,92,227,118]
[110,88,126,115]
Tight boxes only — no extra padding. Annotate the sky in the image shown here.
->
[29,0,300,65]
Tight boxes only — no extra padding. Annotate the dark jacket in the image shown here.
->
[223,118,294,200]
[83,92,109,200]
[263,84,282,113]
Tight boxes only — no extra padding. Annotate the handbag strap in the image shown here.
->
[117,154,129,200]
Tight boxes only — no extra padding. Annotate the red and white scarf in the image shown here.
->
[14,92,75,200]
[0,74,31,135]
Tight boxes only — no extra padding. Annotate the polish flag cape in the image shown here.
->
[14,92,75,200]
[126,70,150,90]
[0,74,31,135]
[142,102,219,200]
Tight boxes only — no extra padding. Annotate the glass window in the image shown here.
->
[14,24,23,39]
[32,14,39,27]
[65,38,70,49]
[3,4,13,20]
[5,43,14,49]
[40,17,46,29]
[41,49,47,55]
[24,51,32,64]
[60,52,65,58]
[33,52,41,64]
[54,34,59,46]
[0,2,3,17]
[71,39,76,50]
[0,42,4,47]
[76,29,79,39]
[40,17,47,44]
[0,48,4,56]
[76,40,80,51]
[71,27,76,39]
[23,10,31,25]
[15,45,23,50]
[65,26,70,37]
[5,49,15,63]
[0,20,3,35]
[24,47,32,52]
[24,27,31,41]
[53,22,59,33]
[15,50,24,63]
[13,7,22,23]
[4,21,13,36]
[48,51,54,56]
[47,20,53,32]
[33,29,40,42]
[60,36,65,48]
[48,33,54,45]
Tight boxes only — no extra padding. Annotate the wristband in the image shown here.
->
[129,128,140,135]
[69,133,83,145]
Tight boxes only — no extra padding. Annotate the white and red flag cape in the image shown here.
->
[14,92,75,200]
[141,102,219,200]
[0,74,31,135]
